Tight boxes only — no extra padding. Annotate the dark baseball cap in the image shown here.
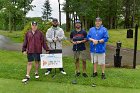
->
[31,21,38,26]
[95,17,102,21]
[52,18,58,22]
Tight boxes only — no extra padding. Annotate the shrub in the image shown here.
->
[22,21,52,34]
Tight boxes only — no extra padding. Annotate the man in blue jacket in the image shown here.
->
[87,17,109,79]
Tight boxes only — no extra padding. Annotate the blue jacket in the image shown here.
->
[87,25,109,53]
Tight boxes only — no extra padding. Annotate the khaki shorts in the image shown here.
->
[91,53,105,65]
[73,50,86,61]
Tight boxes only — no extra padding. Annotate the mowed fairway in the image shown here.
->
[0,78,140,93]
[0,50,140,93]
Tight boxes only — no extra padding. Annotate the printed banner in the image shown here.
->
[40,53,63,69]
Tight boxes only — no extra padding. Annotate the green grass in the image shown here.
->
[0,30,24,43]
[0,30,72,46]
[0,78,140,93]
[108,29,140,50]
[0,49,140,93]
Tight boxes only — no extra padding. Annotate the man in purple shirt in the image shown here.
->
[22,21,49,83]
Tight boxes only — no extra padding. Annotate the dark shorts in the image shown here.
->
[27,53,41,62]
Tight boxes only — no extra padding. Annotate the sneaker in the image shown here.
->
[101,73,106,79]
[22,75,30,82]
[35,73,39,79]
[82,73,88,77]
[75,72,80,77]
[45,71,51,75]
[92,72,98,77]
[60,71,67,75]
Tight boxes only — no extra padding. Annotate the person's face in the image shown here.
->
[95,20,102,27]
[75,23,81,29]
[31,24,37,31]
[52,21,58,27]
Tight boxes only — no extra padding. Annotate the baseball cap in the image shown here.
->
[31,21,38,26]
[95,17,102,21]
[75,20,81,24]
[52,18,58,22]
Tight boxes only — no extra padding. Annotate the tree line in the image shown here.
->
[63,0,140,32]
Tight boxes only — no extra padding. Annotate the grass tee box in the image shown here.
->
[0,50,140,90]
[0,78,140,93]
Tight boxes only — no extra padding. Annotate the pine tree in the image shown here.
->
[42,0,52,21]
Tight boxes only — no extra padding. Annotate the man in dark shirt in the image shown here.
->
[22,21,49,82]
[70,20,88,77]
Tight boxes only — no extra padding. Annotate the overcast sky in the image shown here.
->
[26,0,66,23]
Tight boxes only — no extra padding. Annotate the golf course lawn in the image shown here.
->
[0,50,140,93]
[0,78,140,93]
[108,29,140,50]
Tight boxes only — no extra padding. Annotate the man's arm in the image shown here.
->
[42,33,49,52]
[87,29,98,45]
[70,31,77,45]
[57,29,65,41]
[99,29,109,43]
[46,29,54,43]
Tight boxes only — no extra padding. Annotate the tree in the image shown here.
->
[0,0,34,32]
[63,0,140,30]
[42,0,52,21]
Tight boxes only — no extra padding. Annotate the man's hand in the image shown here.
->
[23,51,27,55]
[53,37,58,42]
[93,40,98,45]
[90,39,98,45]
[46,50,50,54]
[76,41,82,44]
[99,39,104,43]
[72,41,77,45]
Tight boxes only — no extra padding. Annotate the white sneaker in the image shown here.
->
[45,71,50,75]
[61,71,67,75]
[22,75,30,82]
[35,73,39,79]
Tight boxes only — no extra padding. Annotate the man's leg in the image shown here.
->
[34,61,40,79]
[82,60,86,73]
[82,59,88,77]
[94,63,98,73]
[101,64,106,79]
[93,54,98,77]
[99,53,106,79]
[81,51,87,73]
[22,62,32,82]
[101,64,105,74]
[22,54,34,82]
[35,61,39,74]
[26,62,32,75]
[93,54,98,73]
[75,58,80,72]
